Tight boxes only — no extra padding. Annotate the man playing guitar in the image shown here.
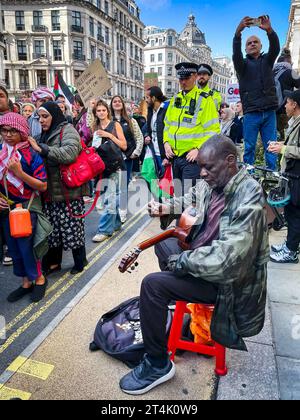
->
[119,135,269,396]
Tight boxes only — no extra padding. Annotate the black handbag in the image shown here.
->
[96,122,125,177]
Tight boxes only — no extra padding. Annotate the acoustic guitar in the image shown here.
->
[118,206,199,274]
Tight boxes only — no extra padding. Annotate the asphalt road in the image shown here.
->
[0,184,150,377]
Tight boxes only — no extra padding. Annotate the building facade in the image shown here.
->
[0,0,145,102]
[287,0,300,73]
[144,15,232,99]
[0,3,5,85]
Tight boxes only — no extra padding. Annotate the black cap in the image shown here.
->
[284,90,300,106]
[198,64,213,76]
[175,62,198,79]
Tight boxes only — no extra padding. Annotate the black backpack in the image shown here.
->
[89,297,173,368]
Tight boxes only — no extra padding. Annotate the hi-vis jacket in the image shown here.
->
[199,84,223,112]
[164,85,221,157]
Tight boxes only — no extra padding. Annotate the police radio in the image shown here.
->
[175,97,182,108]
[186,99,196,116]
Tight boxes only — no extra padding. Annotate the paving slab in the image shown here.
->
[217,341,279,400]
[276,356,300,400]
[270,302,300,360]
[268,269,300,305]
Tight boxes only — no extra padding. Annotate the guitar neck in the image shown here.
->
[138,228,176,251]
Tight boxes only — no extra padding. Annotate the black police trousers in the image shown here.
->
[285,202,300,252]
[139,238,218,359]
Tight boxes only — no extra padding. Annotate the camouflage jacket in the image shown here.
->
[161,169,270,351]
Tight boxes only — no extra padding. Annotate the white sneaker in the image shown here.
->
[92,234,110,243]
[119,210,127,224]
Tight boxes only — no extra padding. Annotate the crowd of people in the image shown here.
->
[0,14,300,396]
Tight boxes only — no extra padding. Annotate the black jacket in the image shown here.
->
[145,103,169,160]
[233,31,280,114]
[273,63,300,114]
[113,117,136,159]
[230,116,244,144]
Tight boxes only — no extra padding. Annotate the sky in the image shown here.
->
[136,0,291,57]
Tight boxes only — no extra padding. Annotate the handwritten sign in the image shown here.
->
[74,59,112,107]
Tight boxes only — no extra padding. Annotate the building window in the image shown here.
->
[72,11,82,28]
[98,49,103,63]
[158,67,162,76]
[17,40,27,61]
[168,52,173,62]
[150,68,155,73]
[15,11,25,31]
[96,0,101,9]
[106,53,111,71]
[33,11,43,27]
[5,69,10,89]
[159,39,163,46]
[104,1,109,15]
[53,40,62,61]
[33,40,45,59]
[158,53,163,62]
[19,69,29,90]
[151,40,155,47]
[105,27,110,45]
[51,11,60,31]
[73,40,83,60]
[167,66,173,76]
[168,36,173,46]
[150,54,155,63]
[89,17,94,37]
[97,23,103,41]
[36,70,47,86]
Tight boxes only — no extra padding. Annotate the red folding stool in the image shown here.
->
[168,301,228,376]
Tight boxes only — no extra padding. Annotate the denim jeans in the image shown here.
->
[97,172,122,236]
[243,110,278,170]
[120,160,133,212]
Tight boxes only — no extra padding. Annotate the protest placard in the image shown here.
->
[75,59,112,107]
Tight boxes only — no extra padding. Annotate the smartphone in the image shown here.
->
[249,18,262,27]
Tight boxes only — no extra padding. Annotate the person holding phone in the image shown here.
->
[233,15,280,170]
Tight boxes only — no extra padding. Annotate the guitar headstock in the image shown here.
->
[118,248,141,274]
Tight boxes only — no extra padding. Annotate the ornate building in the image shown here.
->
[144,15,232,98]
[287,0,300,72]
[0,0,145,101]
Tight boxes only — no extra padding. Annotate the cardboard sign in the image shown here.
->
[226,84,240,103]
[144,73,159,92]
[74,59,112,107]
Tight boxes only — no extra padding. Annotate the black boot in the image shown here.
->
[42,246,63,275]
[71,246,88,274]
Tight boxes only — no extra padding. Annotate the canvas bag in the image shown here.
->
[89,297,173,368]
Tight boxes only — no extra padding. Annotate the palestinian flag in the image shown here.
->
[53,72,75,105]
[141,144,174,200]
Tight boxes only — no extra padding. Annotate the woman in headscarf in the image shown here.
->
[28,102,89,276]
[0,113,49,303]
[29,87,55,139]
[220,108,235,137]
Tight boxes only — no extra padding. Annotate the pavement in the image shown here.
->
[0,219,299,400]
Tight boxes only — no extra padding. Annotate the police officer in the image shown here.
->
[164,62,221,194]
[197,64,222,112]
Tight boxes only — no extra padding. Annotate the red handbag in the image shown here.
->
[59,128,105,188]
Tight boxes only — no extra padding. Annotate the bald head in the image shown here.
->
[246,36,262,58]
[198,135,239,190]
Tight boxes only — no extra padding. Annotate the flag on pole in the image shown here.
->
[141,144,174,200]
[53,73,75,105]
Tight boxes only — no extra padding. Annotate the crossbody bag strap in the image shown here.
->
[4,174,35,211]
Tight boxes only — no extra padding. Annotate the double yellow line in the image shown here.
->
[0,210,147,356]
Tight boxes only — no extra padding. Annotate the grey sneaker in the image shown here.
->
[120,356,175,395]
[271,241,300,254]
[270,245,299,264]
